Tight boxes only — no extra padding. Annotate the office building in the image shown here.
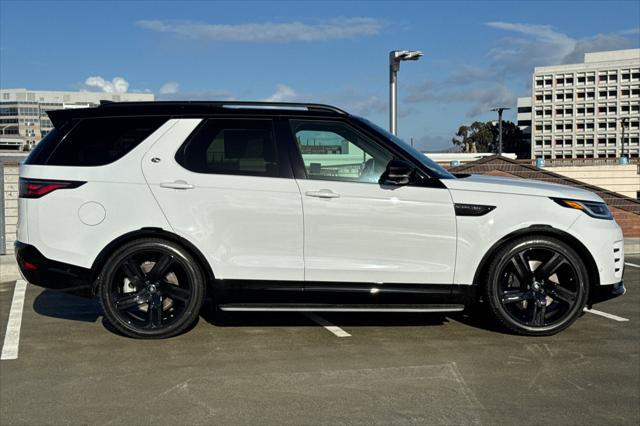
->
[530,49,640,159]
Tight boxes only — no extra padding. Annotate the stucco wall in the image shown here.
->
[546,164,640,199]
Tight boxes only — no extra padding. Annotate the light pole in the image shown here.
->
[491,107,510,155]
[389,50,423,135]
[621,117,628,162]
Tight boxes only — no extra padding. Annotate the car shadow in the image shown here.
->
[33,292,503,335]
[33,288,102,323]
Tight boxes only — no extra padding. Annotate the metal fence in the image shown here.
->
[524,158,640,167]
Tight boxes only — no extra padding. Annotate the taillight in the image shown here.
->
[19,178,86,198]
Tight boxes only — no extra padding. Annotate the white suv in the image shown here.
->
[16,101,625,338]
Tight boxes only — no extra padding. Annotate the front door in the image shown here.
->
[289,119,457,284]
[142,118,304,281]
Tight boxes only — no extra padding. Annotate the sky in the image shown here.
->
[1,0,639,150]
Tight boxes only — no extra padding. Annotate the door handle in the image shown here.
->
[160,180,194,190]
[305,189,340,199]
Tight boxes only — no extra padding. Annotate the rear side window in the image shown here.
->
[176,119,279,177]
[26,116,167,166]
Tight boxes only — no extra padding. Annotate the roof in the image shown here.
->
[449,155,640,215]
[47,101,347,128]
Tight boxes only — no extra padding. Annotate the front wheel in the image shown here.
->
[484,236,589,336]
[99,238,205,339]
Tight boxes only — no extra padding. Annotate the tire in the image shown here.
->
[484,235,589,336]
[99,238,205,339]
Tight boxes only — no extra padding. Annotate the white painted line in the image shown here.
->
[584,307,629,322]
[304,313,351,337]
[625,262,640,269]
[1,280,28,360]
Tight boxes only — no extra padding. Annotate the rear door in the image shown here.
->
[142,117,304,281]
[288,119,457,284]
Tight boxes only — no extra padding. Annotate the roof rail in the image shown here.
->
[97,100,347,115]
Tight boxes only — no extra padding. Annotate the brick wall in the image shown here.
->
[612,207,640,237]
[2,163,19,254]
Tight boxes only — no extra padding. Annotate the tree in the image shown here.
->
[452,120,529,157]
[451,121,494,153]
[487,120,528,156]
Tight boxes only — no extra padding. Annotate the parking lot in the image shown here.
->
[0,257,638,425]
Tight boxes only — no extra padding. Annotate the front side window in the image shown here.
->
[176,119,279,177]
[290,120,392,183]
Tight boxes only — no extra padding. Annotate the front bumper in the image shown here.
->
[589,281,625,306]
[15,241,92,292]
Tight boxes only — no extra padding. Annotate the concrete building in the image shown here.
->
[530,49,640,160]
[0,89,154,150]
[517,96,532,148]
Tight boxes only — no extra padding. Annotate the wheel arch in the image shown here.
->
[472,225,600,301]
[89,228,215,293]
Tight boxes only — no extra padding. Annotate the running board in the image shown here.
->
[218,303,465,313]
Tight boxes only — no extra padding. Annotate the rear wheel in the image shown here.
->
[484,236,588,336]
[99,238,205,339]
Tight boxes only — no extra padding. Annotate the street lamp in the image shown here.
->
[389,50,423,135]
[491,107,510,155]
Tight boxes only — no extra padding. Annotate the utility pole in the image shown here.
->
[491,107,510,155]
[389,50,423,135]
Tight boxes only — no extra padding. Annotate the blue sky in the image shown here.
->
[1,0,639,150]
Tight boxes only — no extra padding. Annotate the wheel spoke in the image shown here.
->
[501,290,528,304]
[534,253,565,280]
[160,281,191,303]
[546,284,576,304]
[148,254,173,282]
[114,291,145,311]
[511,252,533,283]
[531,302,547,326]
[148,296,164,327]
[122,259,145,283]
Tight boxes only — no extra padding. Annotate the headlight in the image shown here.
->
[552,198,613,220]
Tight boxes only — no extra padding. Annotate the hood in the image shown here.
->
[443,174,603,202]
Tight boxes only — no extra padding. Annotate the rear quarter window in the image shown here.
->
[26,116,167,166]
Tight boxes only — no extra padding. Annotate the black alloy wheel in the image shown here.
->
[99,238,205,339]
[484,236,588,336]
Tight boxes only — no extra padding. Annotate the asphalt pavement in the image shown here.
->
[1,257,638,425]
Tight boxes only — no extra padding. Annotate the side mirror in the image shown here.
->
[379,159,414,186]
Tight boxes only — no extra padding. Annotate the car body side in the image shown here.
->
[16,114,623,299]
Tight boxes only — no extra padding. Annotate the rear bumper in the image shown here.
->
[590,281,625,306]
[15,241,92,291]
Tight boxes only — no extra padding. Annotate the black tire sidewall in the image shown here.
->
[99,238,205,339]
[485,236,589,336]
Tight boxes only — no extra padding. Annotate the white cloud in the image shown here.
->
[406,81,515,117]
[620,27,640,35]
[262,84,298,102]
[159,81,179,94]
[485,21,635,72]
[136,17,383,42]
[84,76,129,93]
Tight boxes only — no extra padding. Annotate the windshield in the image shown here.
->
[354,117,456,179]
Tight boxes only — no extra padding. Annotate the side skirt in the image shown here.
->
[214,280,477,308]
[218,303,465,313]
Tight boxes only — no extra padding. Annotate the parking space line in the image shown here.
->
[625,262,640,269]
[1,280,28,361]
[583,307,629,322]
[304,313,351,337]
